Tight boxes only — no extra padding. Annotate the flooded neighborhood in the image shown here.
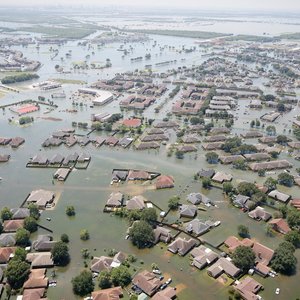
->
[0,3,300,300]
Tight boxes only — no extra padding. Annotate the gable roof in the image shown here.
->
[132,270,161,296]
[92,286,123,300]
[168,237,197,256]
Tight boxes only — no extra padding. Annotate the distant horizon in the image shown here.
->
[0,1,299,15]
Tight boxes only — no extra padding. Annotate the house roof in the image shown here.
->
[191,245,219,270]
[179,204,197,218]
[248,206,272,221]
[268,190,290,203]
[3,219,24,232]
[23,268,48,289]
[268,218,291,234]
[132,270,161,296]
[122,118,142,128]
[92,286,123,300]
[185,219,210,236]
[106,192,124,207]
[0,247,16,263]
[207,257,240,278]
[168,237,197,256]
[156,175,174,189]
[235,276,263,300]
[0,233,16,247]
[27,190,55,207]
[212,172,233,183]
[152,287,177,300]
[26,252,54,268]
[153,227,172,244]
[252,242,274,266]
[10,208,30,220]
[126,195,146,210]
[22,288,46,300]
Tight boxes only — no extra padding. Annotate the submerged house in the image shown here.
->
[191,245,219,270]
[168,237,197,256]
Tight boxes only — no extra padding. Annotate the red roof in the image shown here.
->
[122,118,142,128]
[269,218,291,234]
[17,104,39,115]
[156,175,174,189]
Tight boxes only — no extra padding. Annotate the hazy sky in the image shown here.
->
[2,0,300,12]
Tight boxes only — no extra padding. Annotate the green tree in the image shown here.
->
[72,270,94,297]
[250,120,255,128]
[61,233,69,243]
[6,260,30,290]
[28,203,40,220]
[23,216,38,233]
[232,246,256,272]
[222,137,242,153]
[237,225,249,238]
[278,173,294,187]
[66,206,76,216]
[233,159,247,170]
[258,169,266,177]
[285,230,300,248]
[266,125,276,136]
[205,151,219,164]
[168,196,180,210]
[287,210,300,229]
[271,241,297,274]
[1,207,12,221]
[223,182,233,194]
[15,228,30,247]
[81,248,90,259]
[255,119,260,127]
[277,135,288,145]
[129,220,154,249]
[98,270,112,289]
[51,241,70,266]
[237,182,259,197]
[13,247,27,262]
[141,208,157,224]
[202,177,211,189]
[80,229,90,241]
[111,265,132,287]
[264,177,277,191]
[175,150,184,159]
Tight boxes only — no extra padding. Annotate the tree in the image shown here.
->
[264,177,277,191]
[72,270,94,297]
[277,103,285,112]
[223,182,233,194]
[222,137,242,153]
[269,151,279,159]
[271,241,297,274]
[278,173,294,187]
[141,208,157,224]
[251,191,267,205]
[28,203,40,220]
[111,265,132,287]
[0,222,3,235]
[51,241,70,266]
[175,150,184,159]
[233,159,247,170]
[12,247,27,262]
[66,206,76,216]
[6,260,30,290]
[129,220,154,249]
[205,151,219,164]
[98,270,112,289]
[287,210,300,229]
[81,248,90,259]
[232,246,256,272]
[237,182,259,197]
[80,229,90,241]
[23,216,38,233]
[255,119,260,127]
[61,234,69,243]
[15,228,30,247]
[168,196,180,210]
[250,120,255,128]
[265,94,275,102]
[258,169,266,177]
[237,225,249,238]
[202,177,211,189]
[266,125,276,136]
[1,207,12,221]
[277,135,288,145]
[285,230,300,248]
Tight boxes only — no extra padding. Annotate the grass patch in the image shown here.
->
[279,32,300,40]
[18,24,105,39]
[50,78,87,85]
[225,34,278,42]
[122,29,231,39]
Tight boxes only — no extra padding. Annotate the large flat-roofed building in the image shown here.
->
[78,88,113,106]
